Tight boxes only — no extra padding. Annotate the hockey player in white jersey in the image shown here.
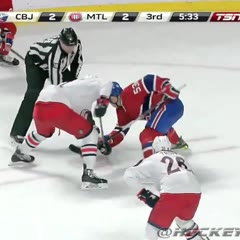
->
[123,136,209,240]
[11,75,112,190]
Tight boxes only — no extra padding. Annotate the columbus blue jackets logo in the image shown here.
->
[0,13,9,22]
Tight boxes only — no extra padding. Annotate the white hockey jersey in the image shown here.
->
[124,151,201,194]
[37,76,112,114]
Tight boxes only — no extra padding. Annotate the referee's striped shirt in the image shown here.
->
[28,36,83,85]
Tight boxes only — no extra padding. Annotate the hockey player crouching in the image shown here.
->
[123,136,209,240]
[11,75,111,190]
[98,74,188,158]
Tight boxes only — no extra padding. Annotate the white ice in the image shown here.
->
[0,23,240,240]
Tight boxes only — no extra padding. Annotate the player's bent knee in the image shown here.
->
[75,124,93,139]
[79,125,98,142]
[35,121,55,138]
[175,217,196,230]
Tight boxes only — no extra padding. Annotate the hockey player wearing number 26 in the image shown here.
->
[98,74,188,158]
[10,28,83,145]
[124,136,209,240]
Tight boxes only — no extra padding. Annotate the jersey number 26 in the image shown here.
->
[161,156,193,175]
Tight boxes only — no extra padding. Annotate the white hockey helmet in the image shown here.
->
[78,74,99,81]
[152,136,171,153]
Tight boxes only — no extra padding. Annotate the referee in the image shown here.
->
[10,27,83,144]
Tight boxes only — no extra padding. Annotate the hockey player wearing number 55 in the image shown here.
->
[98,74,188,158]
[10,27,83,145]
[123,136,209,240]
[11,76,112,189]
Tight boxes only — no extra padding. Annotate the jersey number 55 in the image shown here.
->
[132,82,141,94]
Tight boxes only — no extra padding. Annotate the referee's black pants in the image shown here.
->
[10,53,76,137]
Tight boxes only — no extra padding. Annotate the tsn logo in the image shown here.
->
[211,12,240,22]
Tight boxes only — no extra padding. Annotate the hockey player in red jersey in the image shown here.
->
[97,74,188,158]
[0,0,19,65]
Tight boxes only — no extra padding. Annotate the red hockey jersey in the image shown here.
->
[0,0,13,11]
[107,74,180,147]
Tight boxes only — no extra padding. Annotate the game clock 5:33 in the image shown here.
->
[170,12,212,22]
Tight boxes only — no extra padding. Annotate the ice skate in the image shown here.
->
[0,54,19,66]
[81,164,108,190]
[11,148,35,164]
[10,135,24,147]
[172,137,189,150]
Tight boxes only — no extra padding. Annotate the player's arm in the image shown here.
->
[123,158,155,188]
[94,81,112,118]
[141,74,180,99]
[70,40,83,79]
[105,107,133,147]
[106,124,130,147]
[124,159,160,208]
[97,108,132,155]
[28,41,53,70]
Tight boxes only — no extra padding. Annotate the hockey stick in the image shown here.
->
[69,83,186,154]
[11,49,25,61]
[99,117,105,140]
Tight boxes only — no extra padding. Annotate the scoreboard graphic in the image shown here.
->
[0,12,240,22]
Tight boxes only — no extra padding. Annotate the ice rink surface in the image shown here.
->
[0,23,240,240]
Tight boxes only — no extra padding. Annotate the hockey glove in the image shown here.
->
[137,188,159,208]
[94,97,109,118]
[80,109,96,125]
[97,140,112,155]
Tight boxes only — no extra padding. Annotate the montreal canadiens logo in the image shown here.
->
[69,13,82,22]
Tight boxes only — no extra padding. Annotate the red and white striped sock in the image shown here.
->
[81,144,98,169]
[183,223,201,240]
[19,131,46,154]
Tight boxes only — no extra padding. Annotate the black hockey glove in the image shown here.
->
[137,188,159,208]
[97,140,112,155]
[94,97,109,118]
[80,109,96,125]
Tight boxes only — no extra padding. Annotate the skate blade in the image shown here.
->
[0,61,19,67]
[81,182,108,190]
[8,161,36,168]
[172,145,189,150]
[173,148,193,157]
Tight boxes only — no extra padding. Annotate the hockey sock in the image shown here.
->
[81,144,98,169]
[175,218,201,240]
[80,128,98,169]
[140,128,164,158]
[19,131,46,153]
[182,223,201,240]
[167,128,180,144]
